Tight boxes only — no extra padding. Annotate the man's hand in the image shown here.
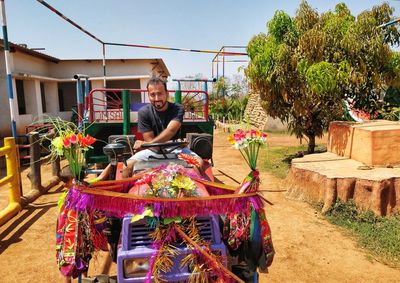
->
[134,140,146,150]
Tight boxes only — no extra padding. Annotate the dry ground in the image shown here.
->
[0,130,399,282]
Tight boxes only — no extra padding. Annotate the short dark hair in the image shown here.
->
[146,76,167,91]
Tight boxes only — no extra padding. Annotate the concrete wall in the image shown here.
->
[44,81,59,115]
[140,78,148,102]
[13,52,53,77]
[49,59,163,79]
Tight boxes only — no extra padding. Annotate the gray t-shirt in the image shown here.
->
[137,102,184,140]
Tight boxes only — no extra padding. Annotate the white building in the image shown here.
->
[0,40,170,137]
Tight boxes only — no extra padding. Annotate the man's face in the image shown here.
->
[148,83,168,111]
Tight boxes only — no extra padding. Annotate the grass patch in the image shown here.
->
[261,144,326,178]
[261,145,307,178]
[325,201,400,267]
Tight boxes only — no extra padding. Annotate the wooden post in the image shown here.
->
[28,132,42,192]
[52,156,60,177]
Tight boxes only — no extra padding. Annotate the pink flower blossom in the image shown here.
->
[135,172,157,186]
[63,137,71,148]
[70,134,77,144]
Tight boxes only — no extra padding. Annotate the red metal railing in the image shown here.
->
[87,89,209,123]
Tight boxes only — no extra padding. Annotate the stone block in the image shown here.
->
[328,120,400,166]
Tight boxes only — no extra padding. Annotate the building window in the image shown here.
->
[16,79,26,115]
[40,82,47,113]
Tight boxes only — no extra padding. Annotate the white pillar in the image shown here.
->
[34,80,43,117]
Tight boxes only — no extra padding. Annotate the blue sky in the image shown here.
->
[4,0,399,82]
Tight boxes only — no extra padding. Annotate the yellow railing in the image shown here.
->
[0,137,21,226]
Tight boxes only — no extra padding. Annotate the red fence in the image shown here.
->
[87,89,209,123]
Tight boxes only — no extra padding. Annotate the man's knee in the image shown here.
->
[122,159,136,178]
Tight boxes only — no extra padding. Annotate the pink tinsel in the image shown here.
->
[65,187,262,218]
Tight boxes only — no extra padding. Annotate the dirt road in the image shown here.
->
[0,130,399,282]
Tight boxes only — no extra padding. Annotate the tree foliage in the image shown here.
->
[246,1,400,153]
[210,74,249,122]
[209,96,248,123]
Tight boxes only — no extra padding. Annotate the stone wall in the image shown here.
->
[285,152,400,216]
[244,91,287,131]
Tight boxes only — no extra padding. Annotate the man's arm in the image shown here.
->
[146,120,181,143]
[135,120,181,148]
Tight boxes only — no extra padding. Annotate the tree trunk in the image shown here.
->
[307,134,316,154]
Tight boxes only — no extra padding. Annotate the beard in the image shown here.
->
[152,100,167,110]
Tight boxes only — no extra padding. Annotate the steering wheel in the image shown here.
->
[141,141,188,158]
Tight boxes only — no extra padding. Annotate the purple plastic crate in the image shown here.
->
[117,215,227,283]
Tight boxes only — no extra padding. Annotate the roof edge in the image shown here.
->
[0,39,60,63]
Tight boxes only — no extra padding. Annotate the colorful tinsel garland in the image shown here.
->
[64,182,263,219]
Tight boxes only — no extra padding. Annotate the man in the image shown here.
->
[96,76,202,181]
[124,76,199,175]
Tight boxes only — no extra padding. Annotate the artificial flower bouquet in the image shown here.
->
[228,128,267,194]
[46,117,96,181]
[228,128,267,170]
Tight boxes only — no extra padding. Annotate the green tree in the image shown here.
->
[210,74,249,122]
[246,1,400,153]
[214,76,229,98]
[229,74,248,99]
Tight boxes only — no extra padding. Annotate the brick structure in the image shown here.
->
[244,91,286,131]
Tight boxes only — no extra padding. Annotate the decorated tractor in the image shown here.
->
[54,87,274,282]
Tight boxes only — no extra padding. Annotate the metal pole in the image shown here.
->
[202,81,207,111]
[216,54,219,81]
[211,60,214,79]
[122,89,130,135]
[84,78,89,121]
[378,18,400,28]
[222,47,225,99]
[75,77,83,127]
[175,81,182,104]
[222,47,225,78]
[204,87,209,120]
[1,0,17,137]
[102,43,107,88]
[172,78,216,83]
